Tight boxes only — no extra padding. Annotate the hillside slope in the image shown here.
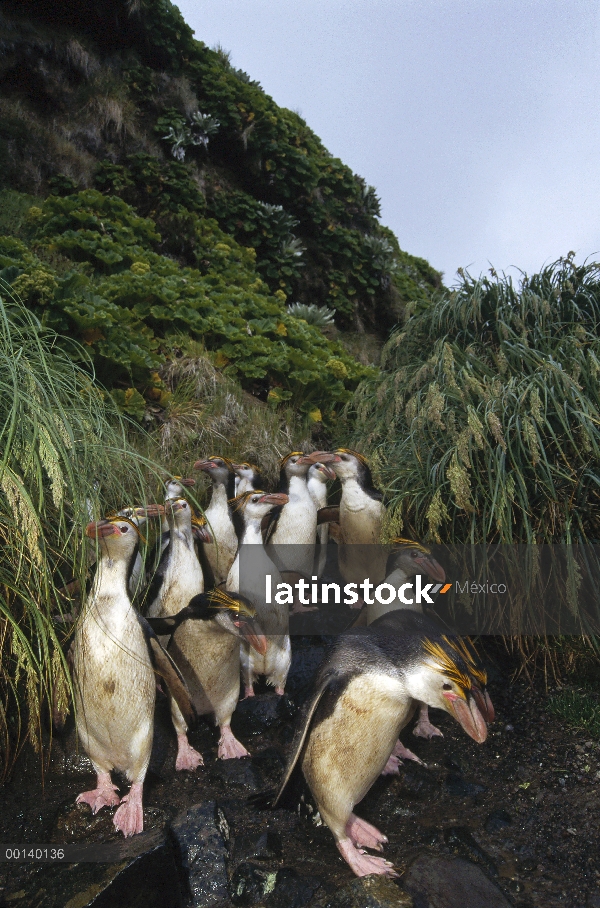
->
[0,0,441,424]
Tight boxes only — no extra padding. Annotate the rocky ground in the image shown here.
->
[0,633,599,908]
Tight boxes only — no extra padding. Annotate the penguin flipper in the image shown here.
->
[263,505,283,544]
[272,668,342,807]
[137,615,196,728]
[317,506,340,526]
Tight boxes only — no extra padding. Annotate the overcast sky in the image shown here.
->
[176,0,600,283]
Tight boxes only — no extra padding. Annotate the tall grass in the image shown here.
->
[0,283,157,773]
[352,258,600,634]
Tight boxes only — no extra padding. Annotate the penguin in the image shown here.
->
[73,516,195,836]
[366,538,449,762]
[226,490,291,697]
[265,452,339,601]
[194,456,238,584]
[166,588,268,760]
[258,609,493,877]
[306,461,336,578]
[115,504,164,601]
[329,448,387,591]
[233,462,265,496]
[145,497,206,769]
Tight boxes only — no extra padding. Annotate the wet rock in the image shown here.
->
[443,826,497,875]
[444,773,486,797]
[231,861,278,905]
[265,868,323,908]
[484,809,512,834]
[209,757,264,794]
[3,828,181,908]
[233,829,283,863]
[51,800,167,844]
[318,874,413,907]
[403,854,511,908]
[232,693,297,737]
[48,729,93,778]
[171,801,229,907]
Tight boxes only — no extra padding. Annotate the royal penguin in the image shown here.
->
[160,476,196,552]
[74,516,195,836]
[164,588,268,760]
[145,497,208,769]
[367,538,449,762]
[233,462,265,496]
[265,451,339,598]
[194,456,238,584]
[115,504,164,600]
[329,449,387,591]
[307,461,336,577]
[259,609,493,877]
[226,490,291,697]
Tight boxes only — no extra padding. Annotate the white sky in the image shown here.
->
[175,0,600,283]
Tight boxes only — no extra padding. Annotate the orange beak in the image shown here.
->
[85,520,120,539]
[259,493,289,506]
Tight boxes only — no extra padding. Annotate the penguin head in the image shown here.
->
[85,517,143,559]
[404,634,492,743]
[280,451,338,485]
[208,589,268,655]
[232,462,261,483]
[386,538,446,583]
[308,461,336,484]
[191,514,211,544]
[194,455,234,484]
[166,497,193,529]
[230,490,289,523]
[116,504,164,526]
[164,476,195,500]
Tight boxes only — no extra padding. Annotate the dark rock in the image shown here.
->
[403,853,511,908]
[265,868,323,908]
[315,875,412,908]
[484,809,512,834]
[51,801,167,844]
[231,693,297,737]
[400,764,440,802]
[444,773,486,797]
[209,757,264,794]
[230,861,279,905]
[234,829,283,863]
[171,801,229,908]
[48,729,93,778]
[587,893,600,908]
[443,826,497,875]
[3,827,181,908]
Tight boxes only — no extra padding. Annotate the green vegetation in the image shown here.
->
[355,257,600,545]
[548,688,600,738]
[0,285,158,772]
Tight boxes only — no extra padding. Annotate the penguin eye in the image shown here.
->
[252,496,259,502]
[442,682,452,690]
[120,526,128,533]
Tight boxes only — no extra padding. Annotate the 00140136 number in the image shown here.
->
[2,847,65,860]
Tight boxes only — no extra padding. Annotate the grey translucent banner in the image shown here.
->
[238,543,600,635]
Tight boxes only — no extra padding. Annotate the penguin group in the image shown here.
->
[71,449,494,879]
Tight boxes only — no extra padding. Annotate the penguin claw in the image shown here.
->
[218,725,250,759]
[392,739,425,765]
[413,719,444,739]
[337,839,398,877]
[113,783,144,837]
[381,754,401,776]
[345,814,388,850]
[175,734,204,771]
[76,776,121,813]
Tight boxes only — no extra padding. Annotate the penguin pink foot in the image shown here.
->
[218,725,249,759]
[113,782,144,837]
[175,734,204,771]
[413,706,444,739]
[275,686,285,696]
[76,772,120,813]
[381,754,401,775]
[392,739,425,765]
[337,839,398,877]
[345,813,388,850]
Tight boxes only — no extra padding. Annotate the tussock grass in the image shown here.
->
[0,282,158,773]
[548,688,600,737]
[155,337,310,488]
[353,258,600,634]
